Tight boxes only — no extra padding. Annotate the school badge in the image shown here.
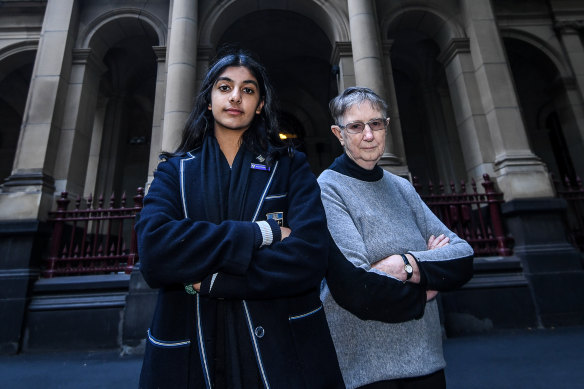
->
[266,211,284,226]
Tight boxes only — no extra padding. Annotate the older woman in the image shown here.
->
[319,87,474,389]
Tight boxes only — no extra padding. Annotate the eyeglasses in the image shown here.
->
[338,118,389,134]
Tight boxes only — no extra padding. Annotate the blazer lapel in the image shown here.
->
[179,147,278,223]
[179,151,203,220]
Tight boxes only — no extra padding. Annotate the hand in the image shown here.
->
[371,255,403,278]
[427,234,449,250]
[426,290,438,301]
[280,226,292,240]
[371,254,421,284]
[193,282,201,292]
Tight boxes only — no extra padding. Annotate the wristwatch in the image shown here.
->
[400,254,413,282]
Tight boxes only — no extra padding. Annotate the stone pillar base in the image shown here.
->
[494,158,554,201]
[24,275,129,352]
[0,172,56,220]
[0,221,50,354]
[502,198,584,327]
[441,256,538,336]
[122,263,157,354]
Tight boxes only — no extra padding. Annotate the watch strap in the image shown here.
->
[400,253,413,281]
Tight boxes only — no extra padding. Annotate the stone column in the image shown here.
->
[161,0,198,153]
[330,41,355,93]
[0,0,78,220]
[146,46,167,192]
[554,21,584,177]
[94,93,128,199]
[441,34,584,329]
[348,1,401,172]
[53,48,105,198]
[461,0,554,201]
[555,21,584,103]
[458,4,584,328]
[195,45,213,94]
[347,0,387,99]
[557,80,584,179]
[84,96,106,197]
[439,38,496,182]
[0,0,78,354]
[379,41,408,176]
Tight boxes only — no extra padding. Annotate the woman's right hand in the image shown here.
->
[280,226,292,240]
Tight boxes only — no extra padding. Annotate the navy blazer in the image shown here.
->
[136,148,344,388]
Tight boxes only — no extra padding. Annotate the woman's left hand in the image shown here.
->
[427,234,449,250]
[423,235,449,300]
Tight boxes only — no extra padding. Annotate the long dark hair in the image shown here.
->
[164,48,287,160]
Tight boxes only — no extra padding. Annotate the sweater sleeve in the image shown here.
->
[319,179,376,270]
[135,159,257,289]
[406,184,474,291]
[325,233,426,322]
[198,152,329,300]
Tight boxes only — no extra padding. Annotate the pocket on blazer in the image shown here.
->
[263,193,287,226]
[140,329,191,388]
[288,304,341,387]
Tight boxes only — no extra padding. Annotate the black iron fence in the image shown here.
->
[43,174,517,278]
[413,174,513,257]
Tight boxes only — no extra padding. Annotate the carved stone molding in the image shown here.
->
[382,40,394,55]
[330,41,353,64]
[554,20,584,34]
[197,45,214,61]
[437,38,471,65]
[72,48,107,75]
[152,46,167,62]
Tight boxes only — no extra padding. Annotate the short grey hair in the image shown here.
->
[329,87,389,126]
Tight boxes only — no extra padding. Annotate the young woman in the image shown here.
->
[136,49,343,388]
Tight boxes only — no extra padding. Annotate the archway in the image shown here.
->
[387,10,466,186]
[504,37,582,183]
[0,48,36,183]
[83,14,160,200]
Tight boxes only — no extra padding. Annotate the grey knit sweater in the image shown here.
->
[318,154,474,388]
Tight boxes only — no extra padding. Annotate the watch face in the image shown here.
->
[405,264,413,274]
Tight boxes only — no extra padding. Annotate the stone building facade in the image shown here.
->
[1,0,583,353]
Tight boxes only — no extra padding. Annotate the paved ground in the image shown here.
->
[1,326,583,388]
[443,326,584,389]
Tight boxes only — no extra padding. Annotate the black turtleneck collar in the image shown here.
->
[328,153,384,182]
